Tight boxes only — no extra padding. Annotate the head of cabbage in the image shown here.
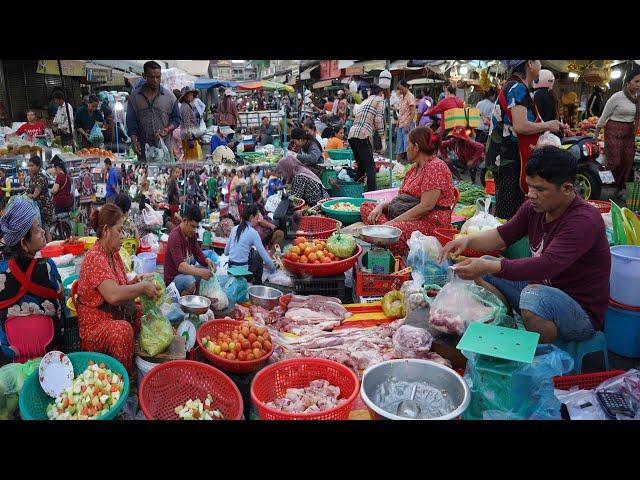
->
[326,232,357,259]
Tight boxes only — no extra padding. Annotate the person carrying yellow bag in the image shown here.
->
[178,86,204,160]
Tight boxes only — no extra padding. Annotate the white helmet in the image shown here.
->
[533,69,555,89]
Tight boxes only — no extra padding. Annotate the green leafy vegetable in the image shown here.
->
[326,230,357,259]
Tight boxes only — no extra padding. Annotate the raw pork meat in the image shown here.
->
[264,379,347,414]
[392,325,433,359]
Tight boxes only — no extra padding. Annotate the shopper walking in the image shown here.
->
[596,67,640,197]
[395,80,416,162]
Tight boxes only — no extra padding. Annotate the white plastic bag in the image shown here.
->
[199,275,229,310]
[536,131,561,149]
[145,138,171,163]
[141,233,160,252]
[460,197,502,235]
[142,206,163,227]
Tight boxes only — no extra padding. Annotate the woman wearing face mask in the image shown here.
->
[25,155,55,242]
[596,67,640,199]
[0,200,65,365]
[361,126,457,256]
[224,204,276,286]
[76,204,161,375]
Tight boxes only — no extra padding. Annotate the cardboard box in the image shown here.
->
[444,107,481,130]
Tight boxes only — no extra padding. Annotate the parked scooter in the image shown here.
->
[561,135,611,200]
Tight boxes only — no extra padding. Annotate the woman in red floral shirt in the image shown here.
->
[361,126,456,256]
[76,204,160,374]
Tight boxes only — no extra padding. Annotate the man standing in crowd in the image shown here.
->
[395,80,416,162]
[126,61,181,163]
[257,116,275,146]
[52,91,75,147]
[75,95,104,148]
[217,89,241,138]
[104,158,119,202]
[332,90,348,124]
[348,83,388,192]
[475,87,497,144]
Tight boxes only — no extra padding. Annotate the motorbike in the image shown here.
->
[561,135,611,200]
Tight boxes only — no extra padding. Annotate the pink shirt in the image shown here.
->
[398,91,416,129]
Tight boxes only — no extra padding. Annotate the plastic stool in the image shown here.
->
[554,331,610,374]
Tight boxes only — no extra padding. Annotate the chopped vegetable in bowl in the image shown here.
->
[175,394,224,420]
[328,202,359,212]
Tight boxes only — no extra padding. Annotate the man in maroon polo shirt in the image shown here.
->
[439,146,611,343]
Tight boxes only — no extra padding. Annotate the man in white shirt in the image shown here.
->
[474,87,497,145]
[52,91,74,146]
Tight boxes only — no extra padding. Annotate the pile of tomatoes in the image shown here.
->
[283,237,338,264]
[76,148,116,159]
[202,322,272,362]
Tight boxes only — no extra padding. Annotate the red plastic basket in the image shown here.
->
[63,241,86,256]
[587,200,611,214]
[295,216,341,240]
[354,255,411,297]
[250,358,359,420]
[196,319,274,375]
[552,370,625,391]
[40,245,64,258]
[282,245,362,277]
[138,360,243,420]
[433,227,501,258]
[293,198,306,211]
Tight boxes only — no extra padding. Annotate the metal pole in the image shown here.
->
[57,60,75,153]
[387,60,393,187]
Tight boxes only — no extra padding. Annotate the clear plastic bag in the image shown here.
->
[199,274,228,311]
[554,389,609,420]
[464,344,573,420]
[88,123,104,146]
[428,270,506,336]
[392,325,433,358]
[536,131,562,148]
[142,206,163,227]
[406,231,449,286]
[145,137,171,163]
[140,308,174,356]
[400,280,427,314]
[460,197,502,235]
[219,275,248,305]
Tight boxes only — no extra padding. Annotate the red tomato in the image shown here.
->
[227,352,236,361]
[290,252,299,261]
[253,348,262,358]
[219,352,227,359]
[241,339,251,350]
[237,350,247,361]
[257,327,266,336]
[262,332,271,342]
[300,255,308,263]
[257,335,264,343]
[248,333,257,343]
[241,327,250,337]
[247,353,255,361]
[221,342,229,352]
[263,340,272,351]
[252,341,261,350]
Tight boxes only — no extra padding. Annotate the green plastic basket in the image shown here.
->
[332,181,365,198]
[328,149,354,161]
[62,314,81,353]
[321,198,376,225]
[320,169,338,190]
[19,351,130,421]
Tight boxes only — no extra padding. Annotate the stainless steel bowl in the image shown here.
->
[360,225,402,247]
[179,295,211,315]
[248,285,282,310]
[360,359,470,420]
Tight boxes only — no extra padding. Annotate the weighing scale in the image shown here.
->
[456,323,541,420]
[178,295,211,352]
[359,226,402,274]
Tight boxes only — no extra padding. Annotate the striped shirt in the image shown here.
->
[348,94,385,140]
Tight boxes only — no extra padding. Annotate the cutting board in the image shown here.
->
[136,335,186,362]
[456,323,539,364]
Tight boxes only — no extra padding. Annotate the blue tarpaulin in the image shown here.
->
[194,79,238,90]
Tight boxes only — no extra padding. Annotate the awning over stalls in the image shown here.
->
[407,78,443,85]
[36,60,86,76]
[194,79,238,89]
[238,80,294,92]
[312,79,333,89]
[300,64,319,80]
[350,60,388,73]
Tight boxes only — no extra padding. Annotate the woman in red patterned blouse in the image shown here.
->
[76,204,160,374]
[361,126,456,256]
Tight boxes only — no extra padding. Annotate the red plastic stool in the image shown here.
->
[5,315,54,363]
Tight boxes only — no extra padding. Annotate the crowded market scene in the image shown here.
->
[1,58,640,422]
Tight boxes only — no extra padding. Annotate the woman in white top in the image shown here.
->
[595,68,640,194]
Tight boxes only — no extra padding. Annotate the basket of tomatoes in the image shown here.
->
[76,148,116,159]
[196,320,274,375]
[282,237,363,277]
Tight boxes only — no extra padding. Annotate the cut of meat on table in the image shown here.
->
[264,379,347,414]
[273,294,352,335]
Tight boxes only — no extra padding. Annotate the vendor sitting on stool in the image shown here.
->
[224,204,276,286]
[164,205,216,295]
[439,146,611,343]
[76,204,161,375]
[0,199,64,365]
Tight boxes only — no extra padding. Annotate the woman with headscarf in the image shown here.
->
[76,160,95,226]
[0,199,65,365]
[486,60,561,220]
[290,127,324,176]
[596,67,640,199]
[26,155,55,242]
[275,154,329,207]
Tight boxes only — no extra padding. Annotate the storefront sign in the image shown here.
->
[345,65,365,76]
[320,60,340,80]
[312,79,333,90]
[86,67,112,83]
[36,60,86,77]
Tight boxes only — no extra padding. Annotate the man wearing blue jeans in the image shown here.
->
[439,146,610,343]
